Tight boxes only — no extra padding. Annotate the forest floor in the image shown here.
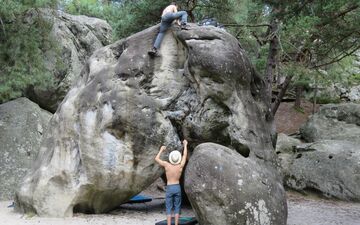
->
[1,180,360,225]
[1,190,360,225]
[275,100,319,135]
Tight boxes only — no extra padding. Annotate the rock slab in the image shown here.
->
[0,98,51,200]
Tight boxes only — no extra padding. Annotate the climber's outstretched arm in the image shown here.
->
[155,146,169,167]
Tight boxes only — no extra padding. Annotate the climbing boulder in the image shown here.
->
[16,24,281,217]
[300,103,360,142]
[0,98,51,200]
[24,8,112,112]
[185,143,287,225]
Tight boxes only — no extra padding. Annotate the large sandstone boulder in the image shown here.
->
[0,98,52,200]
[16,24,281,218]
[278,140,360,201]
[185,143,287,225]
[24,8,112,112]
[300,103,360,142]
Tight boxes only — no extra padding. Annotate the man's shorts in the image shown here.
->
[165,184,182,215]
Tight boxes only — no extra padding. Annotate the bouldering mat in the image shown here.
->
[155,217,198,225]
[125,194,152,204]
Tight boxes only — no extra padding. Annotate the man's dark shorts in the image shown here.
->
[165,184,181,215]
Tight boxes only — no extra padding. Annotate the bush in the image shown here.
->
[0,2,58,103]
[310,95,342,104]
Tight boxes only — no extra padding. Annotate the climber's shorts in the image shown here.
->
[165,184,182,215]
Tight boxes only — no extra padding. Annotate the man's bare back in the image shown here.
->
[164,164,183,184]
[155,140,188,184]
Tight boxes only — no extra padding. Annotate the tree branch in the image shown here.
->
[310,46,360,69]
[316,3,359,28]
[0,17,6,38]
[271,75,292,116]
[223,23,271,28]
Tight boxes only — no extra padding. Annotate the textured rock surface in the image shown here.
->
[0,98,52,200]
[16,24,280,217]
[280,140,360,201]
[24,8,112,112]
[185,143,287,225]
[348,85,360,102]
[277,106,360,201]
[300,103,360,142]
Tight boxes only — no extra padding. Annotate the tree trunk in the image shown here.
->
[271,75,292,116]
[185,0,197,22]
[294,84,303,108]
[264,18,279,104]
[312,74,318,114]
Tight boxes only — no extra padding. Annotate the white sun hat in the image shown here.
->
[169,150,182,165]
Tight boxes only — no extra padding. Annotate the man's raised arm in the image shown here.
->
[155,146,168,167]
[180,140,188,167]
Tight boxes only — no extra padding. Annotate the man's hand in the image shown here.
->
[183,139,188,146]
[160,146,166,151]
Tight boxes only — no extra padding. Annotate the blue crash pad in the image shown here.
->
[155,217,198,225]
[125,194,152,204]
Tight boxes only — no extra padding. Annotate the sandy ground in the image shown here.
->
[286,191,360,225]
[1,191,360,225]
[0,199,195,225]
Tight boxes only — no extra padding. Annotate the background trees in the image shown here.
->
[1,0,359,114]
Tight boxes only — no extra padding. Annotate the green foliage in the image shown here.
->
[0,1,57,103]
[310,95,342,104]
[348,73,360,84]
[111,0,168,39]
[0,0,359,105]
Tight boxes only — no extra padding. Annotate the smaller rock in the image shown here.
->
[280,140,360,201]
[300,103,360,142]
[348,85,360,102]
[0,98,52,200]
[185,143,287,225]
[276,133,302,154]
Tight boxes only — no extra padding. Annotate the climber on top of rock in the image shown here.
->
[155,139,188,225]
[148,1,188,57]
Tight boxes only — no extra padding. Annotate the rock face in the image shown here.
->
[281,140,360,201]
[24,8,112,112]
[16,23,282,218]
[185,143,287,225]
[348,85,360,102]
[0,98,52,200]
[300,103,360,142]
[277,103,360,201]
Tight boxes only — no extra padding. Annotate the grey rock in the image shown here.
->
[276,133,302,154]
[348,85,360,102]
[0,98,51,200]
[280,140,360,201]
[16,24,280,217]
[185,143,287,225]
[24,8,112,112]
[275,133,302,180]
[300,103,360,142]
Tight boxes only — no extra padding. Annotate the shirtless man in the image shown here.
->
[148,2,188,56]
[155,139,188,225]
